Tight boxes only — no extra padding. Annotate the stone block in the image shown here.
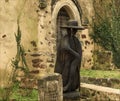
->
[81,76,120,88]
[80,83,120,101]
[38,73,63,101]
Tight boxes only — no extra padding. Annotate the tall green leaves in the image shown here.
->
[12,22,29,75]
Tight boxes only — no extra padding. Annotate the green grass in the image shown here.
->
[11,89,38,101]
[0,88,38,101]
[80,69,120,79]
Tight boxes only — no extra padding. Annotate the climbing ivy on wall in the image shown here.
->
[12,20,29,77]
[91,0,120,68]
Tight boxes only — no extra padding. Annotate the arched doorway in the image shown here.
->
[51,0,82,67]
[56,5,79,48]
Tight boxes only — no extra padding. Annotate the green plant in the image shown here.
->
[0,1,30,100]
[90,19,113,51]
[0,21,30,101]
[10,88,38,101]
[0,88,11,101]
[12,20,29,78]
[91,0,120,68]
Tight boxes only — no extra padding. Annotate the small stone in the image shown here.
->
[40,64,47,69]
[32,59,40,63]
[30,70,39,74]
[2,34,6,38]
[81,34,86,39]
[85,40,90,45]
[31,53,41,57]
[49,64,54,68]
[32,62,40,68]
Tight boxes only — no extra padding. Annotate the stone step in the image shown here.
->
[81,76,120,88]
[80,83,120,101]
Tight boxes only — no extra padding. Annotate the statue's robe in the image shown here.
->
[55,34,82,92]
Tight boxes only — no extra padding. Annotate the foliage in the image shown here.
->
[0,87,12,101]
[0,84,38,101]
[91,19,113,51]
[91,0,120,68]
[11,89,38,101]
[0,21,30,101]
[12,20,29,77]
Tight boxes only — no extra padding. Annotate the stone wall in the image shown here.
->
[93,51,113,70]
[0,0,95,87]
[30,0,96,72]
[81,76,120,89]
[0,0,39,68]
[80,29,94,69]
[78,0,95,69]
[37,0,55,74]
[81,83,120,101]
[0,0,39,87]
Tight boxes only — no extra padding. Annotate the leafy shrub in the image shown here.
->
[91,0,120,68]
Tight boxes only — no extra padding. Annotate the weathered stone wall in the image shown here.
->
[81,76,120,89]
[0,0,95,83]
[93,51,113,70]
[80,29,94,69]
[78,0,95,68]
[0,0,39,67]
[36,0,86,74]
[81,83,120,101]
[37,0,55,74]
[78,0,94,24]
[46,0,95,70]
[0,0,39,86]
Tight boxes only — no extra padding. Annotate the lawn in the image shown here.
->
[0,88,38,101]
[11,89,38,101]
[80,69,120,79]
[1,69,120,100]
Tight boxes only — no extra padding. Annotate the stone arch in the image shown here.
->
[52,0,82,33]
[51,0,82,50]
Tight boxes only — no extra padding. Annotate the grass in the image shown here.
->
[0,88,38,101]
[1,69,120,100]
[11,89,38,101]
[80,69,120,79]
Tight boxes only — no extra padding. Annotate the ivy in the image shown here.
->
[91,19,113,51]
[91,0,120,68]
[12,20,29,80]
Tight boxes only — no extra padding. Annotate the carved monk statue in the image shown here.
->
[54,20,84,93]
